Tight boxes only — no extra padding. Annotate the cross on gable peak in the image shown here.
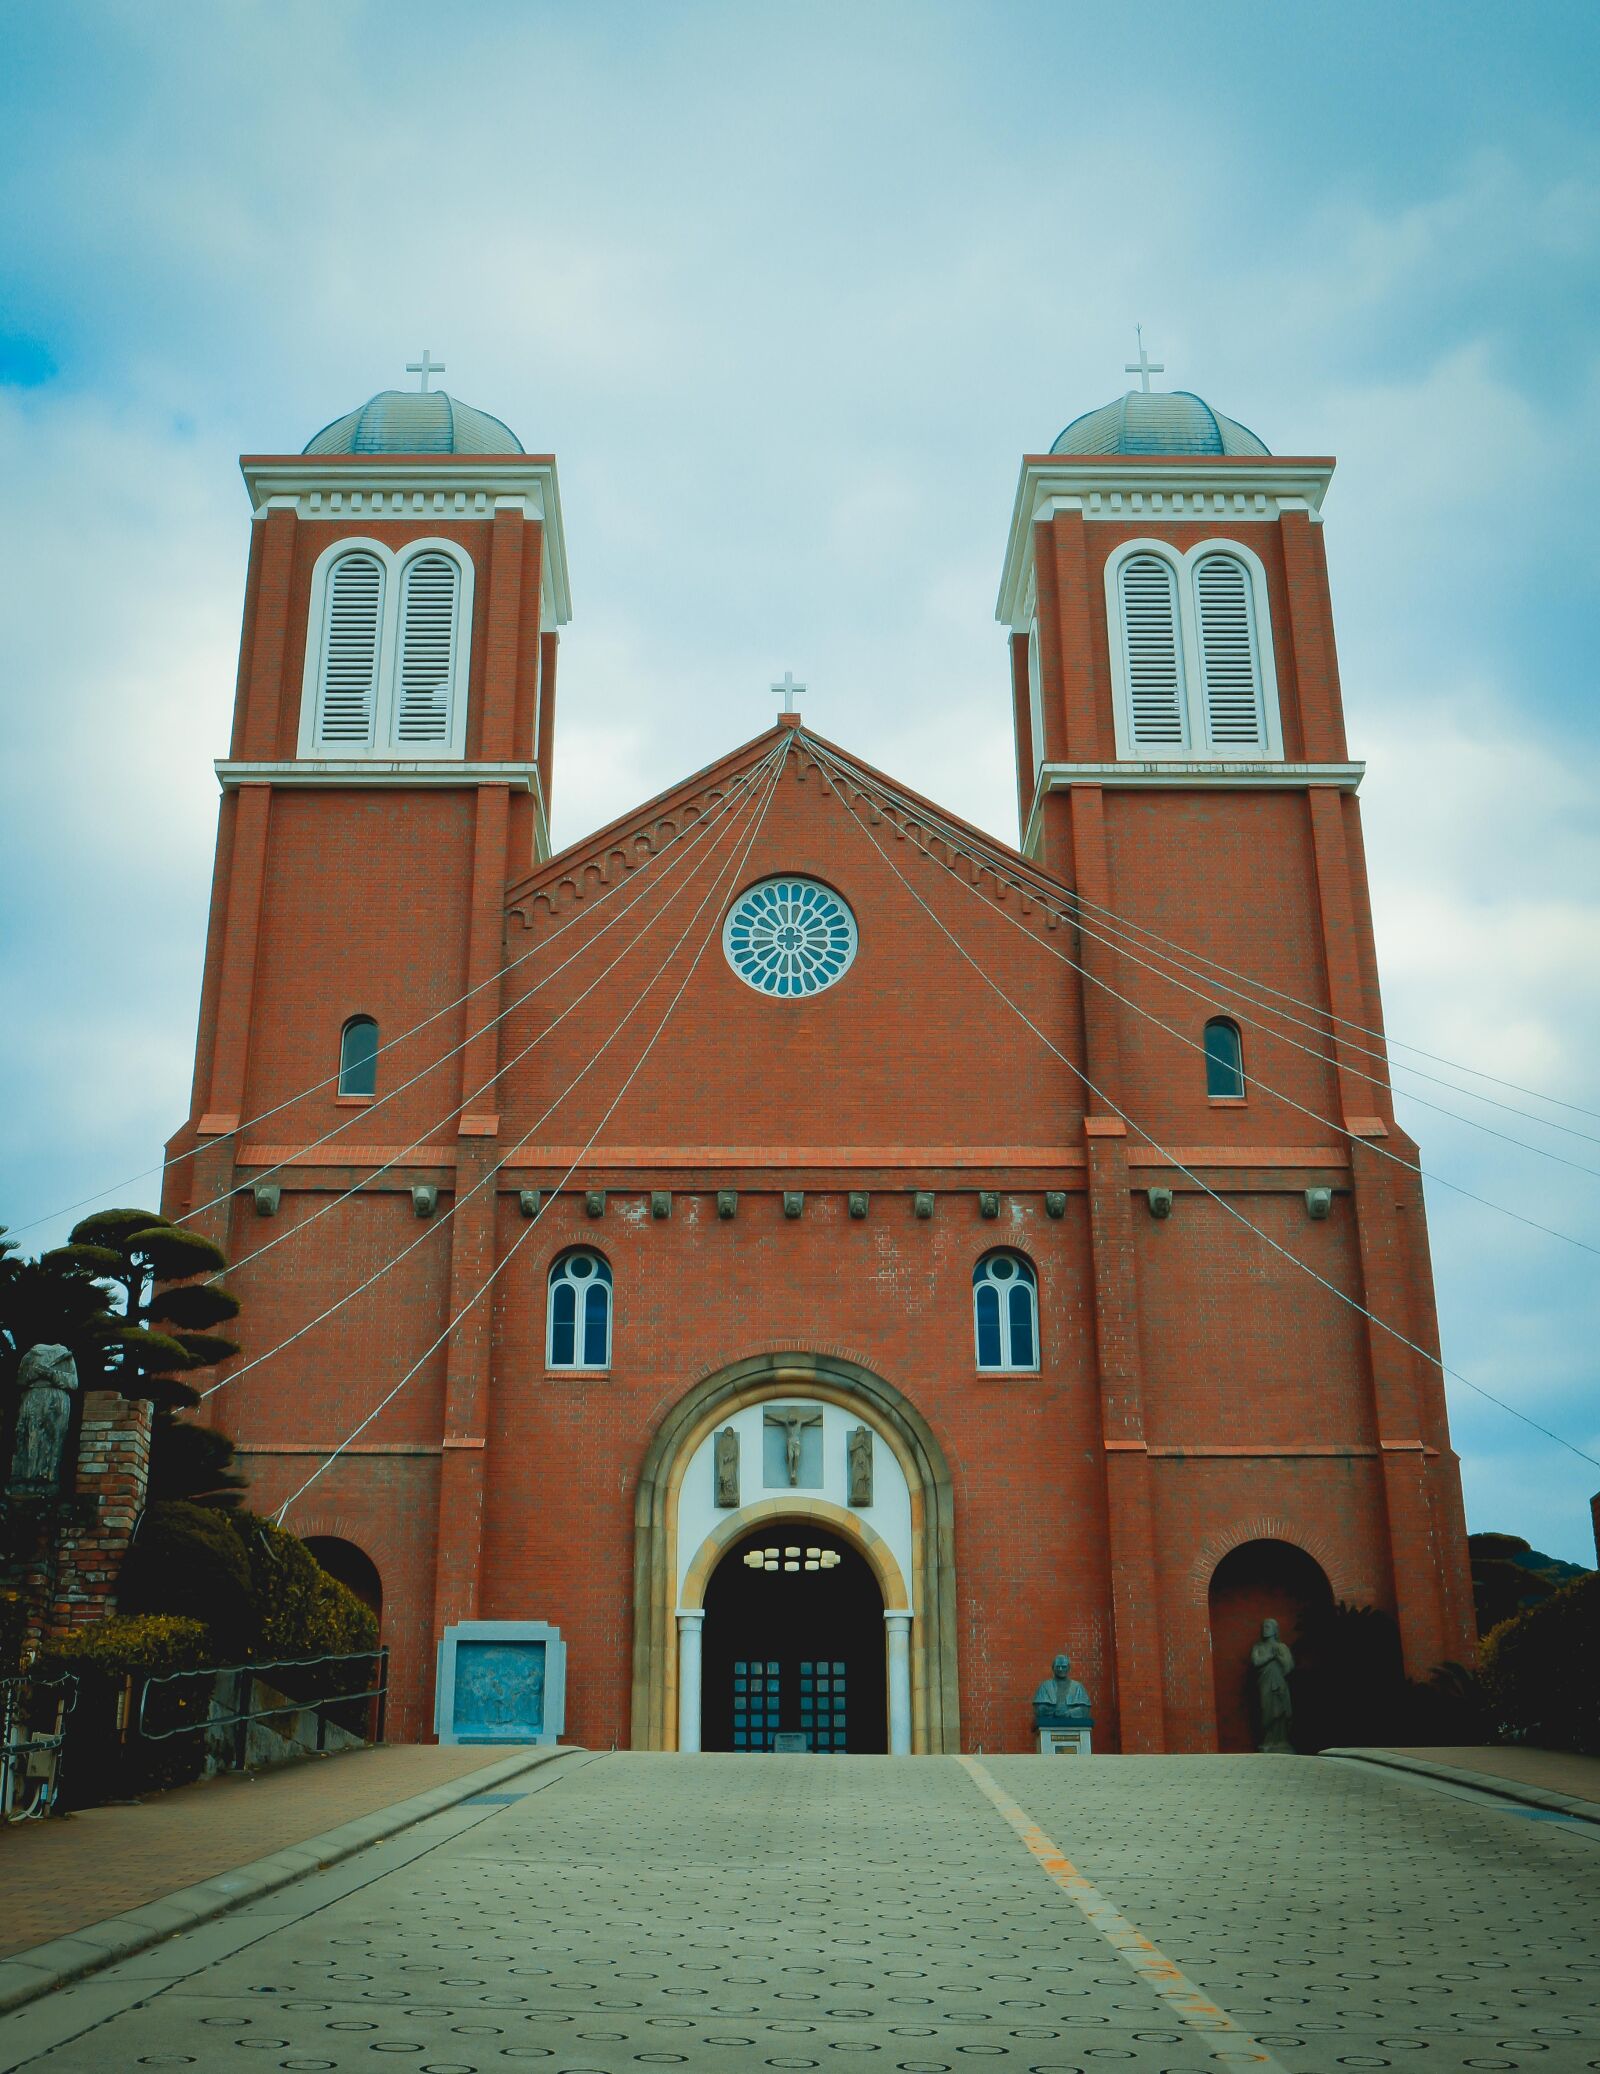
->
[771,671,807,718]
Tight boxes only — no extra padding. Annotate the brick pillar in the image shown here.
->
[47,1393,153,1639]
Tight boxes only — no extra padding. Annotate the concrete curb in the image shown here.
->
[1325,1746,1600,1826]
[0,1744,580,2017]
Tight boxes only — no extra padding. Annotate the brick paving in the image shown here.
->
[1387,1743,1600,1803]
[2,1751,1597,2073]
[0,1744,515,1960]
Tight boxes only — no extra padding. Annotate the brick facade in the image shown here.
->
[49,1392,153,1638]
[161,428,1477,1749]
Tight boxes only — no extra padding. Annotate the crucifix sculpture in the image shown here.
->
[406,349,446,392]
[766,1406,822,1486]
[1124,326,1164,394]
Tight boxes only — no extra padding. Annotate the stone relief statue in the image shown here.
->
[7,1344,79,1501]
[847,1425,873,1508]
[713,1426,739,1509]
[1250,1617,1295,1753]
[766,1407,821,1487]
[1032,1651,1092,1728]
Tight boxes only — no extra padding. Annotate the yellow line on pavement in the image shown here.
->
[960,1756,1291,2072]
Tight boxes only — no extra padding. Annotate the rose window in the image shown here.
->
[723,877,858,997]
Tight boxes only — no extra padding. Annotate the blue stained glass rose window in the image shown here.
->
[723,877,858,998]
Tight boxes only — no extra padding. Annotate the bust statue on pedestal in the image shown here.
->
[1032,1651,1092,1730]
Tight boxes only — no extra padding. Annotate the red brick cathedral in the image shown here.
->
[164,374,1476,1752]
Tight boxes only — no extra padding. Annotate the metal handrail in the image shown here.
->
[136,1647,388,1748]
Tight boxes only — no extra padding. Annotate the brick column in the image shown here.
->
[47,1393,154,1639]
[430,1142,500,1637]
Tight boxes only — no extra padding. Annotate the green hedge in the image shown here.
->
[1482,1570,1600,1755]
[36,1614,211,1804]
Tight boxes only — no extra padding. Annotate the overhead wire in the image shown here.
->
[9,743,785,1238]
[808,748,1600,1183]
[209,745,786,1288]
[202,743,787,1404]
[271,732,793,1523]
[808,735,1600,1475]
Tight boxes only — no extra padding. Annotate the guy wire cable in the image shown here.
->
[203,743,788,1404]
[206,746,786,1286]
[810,736,1600,1474]
[12,739,788,1236]
[804,742,1597,1260]
[271,732,793,1523]
[806,744,1600,1177]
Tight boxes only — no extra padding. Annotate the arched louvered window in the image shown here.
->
[393,551,460,748]
[973,1251,1039,1372]
[1117,554,1188,748]
[547,1250,613,1370]
[1193,554,1266,749]
[338,1016,379,1098]
[1204,1017,1246,1099]
[315,552,384,747]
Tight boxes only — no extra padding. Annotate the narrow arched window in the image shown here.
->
[315,552,384,747]
[1193,554,1266,748]
[1204,1017,1245,1098]
[1118,554,1188,748]
[393,552,460,747]
[973,1251,1039,1372]
[547,1250,612,1370]
[338,1016,378,1097]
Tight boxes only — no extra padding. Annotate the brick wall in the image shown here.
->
[48,1392,153,1636]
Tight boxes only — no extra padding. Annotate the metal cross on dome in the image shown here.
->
[771,671,806,717]
[406,349,446,392]
[1124,326,1164,393]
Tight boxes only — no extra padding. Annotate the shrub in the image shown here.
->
[1481,1570,1600,1755]
[37,1613,211,1804]
[115,1500,255,1655]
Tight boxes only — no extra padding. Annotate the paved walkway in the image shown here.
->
[1,1750,1597,2072]
[1386,1744,1600,1804]
[0,1744,515,1959]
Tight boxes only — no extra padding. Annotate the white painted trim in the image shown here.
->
[297,535,475,760]
[1026,617,1045,776]
[973,1250,1040,1373]
[1103,536,1283,762]
[241,457,572,626]
[1021,760,1365,858]
[546,1248,613,1371]
[216,759,541,792]
[996,456,1334,628]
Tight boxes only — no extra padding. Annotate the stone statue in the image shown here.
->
[1032,1651,1092,1728]
[1250,1617,1295,1753]
[713,1426,739,1509]
[766,1407,821,1487]
[8,1344,79,1500]
[847,1425,873,1508]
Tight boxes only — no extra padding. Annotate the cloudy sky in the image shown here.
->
[3,0,1597,1562]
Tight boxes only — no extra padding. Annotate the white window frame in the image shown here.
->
[1103,537,1281,761]
[545,1248,613,1372]
[972,1250,1040,1374]
[298,535,475,759]
[1026,614,1045,775]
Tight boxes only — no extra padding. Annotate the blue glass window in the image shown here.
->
[723,877,858,998]
[973,1251,1039,1372]
[547,1250,613,1370]
[1204,1018,1246,1099]
[338,1016,378,1097]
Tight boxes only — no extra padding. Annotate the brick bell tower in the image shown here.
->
[163,370,570,1657]
[995,365,1475,1741]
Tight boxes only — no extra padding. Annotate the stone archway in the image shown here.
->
[631,1352,959,1753]
[1208,1538,1334,1752]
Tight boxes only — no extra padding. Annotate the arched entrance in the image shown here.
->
[631,1353,959,1753]
[701,1525,887,1752]
[1208,1538,1333,1751]
[303,1536,383,1620]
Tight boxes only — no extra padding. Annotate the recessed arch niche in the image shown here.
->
[631,1353,959,1753]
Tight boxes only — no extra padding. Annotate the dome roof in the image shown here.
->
[304,389,523,456]
[1051,389,1268,458]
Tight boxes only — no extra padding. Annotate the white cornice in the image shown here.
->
[1022,760,1364,856]
[217,759,543,794]
[996,456,1335,628]
[239,457,572,626]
